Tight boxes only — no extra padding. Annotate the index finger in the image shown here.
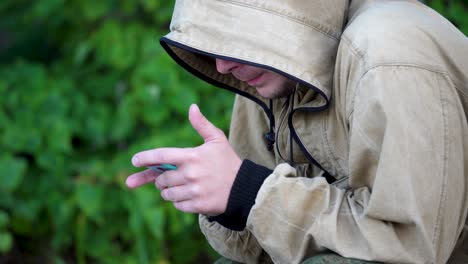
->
[126,169,160,188]
[131,147,192,167]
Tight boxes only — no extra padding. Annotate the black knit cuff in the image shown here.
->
[208,159,272,231]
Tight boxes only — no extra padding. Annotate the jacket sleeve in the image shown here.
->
[199,95,276,264]
[199,214,265,263]
[244,67,468,263]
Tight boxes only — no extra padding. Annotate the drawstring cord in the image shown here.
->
[289,83,298,166]
[264,99,276,151]
[262,82,335,183]
[287,83,336,183]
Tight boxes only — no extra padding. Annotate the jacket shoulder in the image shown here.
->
[341,1,468,83]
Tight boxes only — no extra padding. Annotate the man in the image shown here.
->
[126,0,468,263]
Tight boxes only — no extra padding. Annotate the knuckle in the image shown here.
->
[215,128,225,137]
[186,149,199,162]
[146,169,157,180]
[139,171,151,184]
[151,150,164,163]
[185,171,197,181]
[189,185,201,198]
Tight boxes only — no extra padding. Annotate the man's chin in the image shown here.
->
[256,87,291,99]
[256,88,278,99]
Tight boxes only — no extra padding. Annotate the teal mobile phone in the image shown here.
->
[149,164,177,173]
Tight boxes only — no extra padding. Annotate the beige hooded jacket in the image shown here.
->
[160,0,468,263]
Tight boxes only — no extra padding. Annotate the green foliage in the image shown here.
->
[0,0,465,263]
[427,0,468,34]
[0,0,230,263]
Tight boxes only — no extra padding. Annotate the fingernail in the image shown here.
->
[190,104,199,113]
[125,177,135,188]
[132,156,140,166]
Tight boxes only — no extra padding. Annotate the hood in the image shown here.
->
[160,0,350,112]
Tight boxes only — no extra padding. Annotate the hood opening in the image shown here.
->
[160,37,331,111]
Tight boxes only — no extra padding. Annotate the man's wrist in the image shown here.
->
[209,159,272,230]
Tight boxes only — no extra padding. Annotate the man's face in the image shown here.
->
[215,58,295,99]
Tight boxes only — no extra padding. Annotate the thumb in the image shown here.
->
[189,104,222,143]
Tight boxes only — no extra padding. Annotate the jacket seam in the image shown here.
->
[341,35,466,117]
[331,175,349,187]
[340,36,365,59]
[347,64,455,121]
[349,65,450,253]
[216,0,340,40]
[339,36,366,120]
[454,84,468,99]
[321,110,343,178]
[432,73,448,253]
[340,36,466,81]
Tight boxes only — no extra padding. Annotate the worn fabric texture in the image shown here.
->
[160,0,468,263]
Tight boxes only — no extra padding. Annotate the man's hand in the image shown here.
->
[125,104,242,216]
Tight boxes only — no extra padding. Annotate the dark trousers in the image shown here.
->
[214,254,380,264]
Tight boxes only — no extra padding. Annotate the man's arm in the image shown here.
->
[198,95,276,263]
[240,66,467,263]
[126,96,275,263]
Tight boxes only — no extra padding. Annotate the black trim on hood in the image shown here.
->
[160,37,275,128]
[160,37,330,110]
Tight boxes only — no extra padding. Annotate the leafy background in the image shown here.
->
[0,0,466,263]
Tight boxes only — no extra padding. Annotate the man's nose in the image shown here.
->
[215,58,241,74]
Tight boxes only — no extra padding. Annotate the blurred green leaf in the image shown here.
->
[129,206,149,264]
[76,0,110,22]
[10,199,42,235]
[37,151,65,171]
[75,213,87,264]
[141,0,161,12]
[0,156,27,192]
[92,21,142,70]
[75,183,103,220]
[0,210,9,228]
[0,0,223,262]
[0,231,13,253]
[143,207,164,239]
[30,0,65,18]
